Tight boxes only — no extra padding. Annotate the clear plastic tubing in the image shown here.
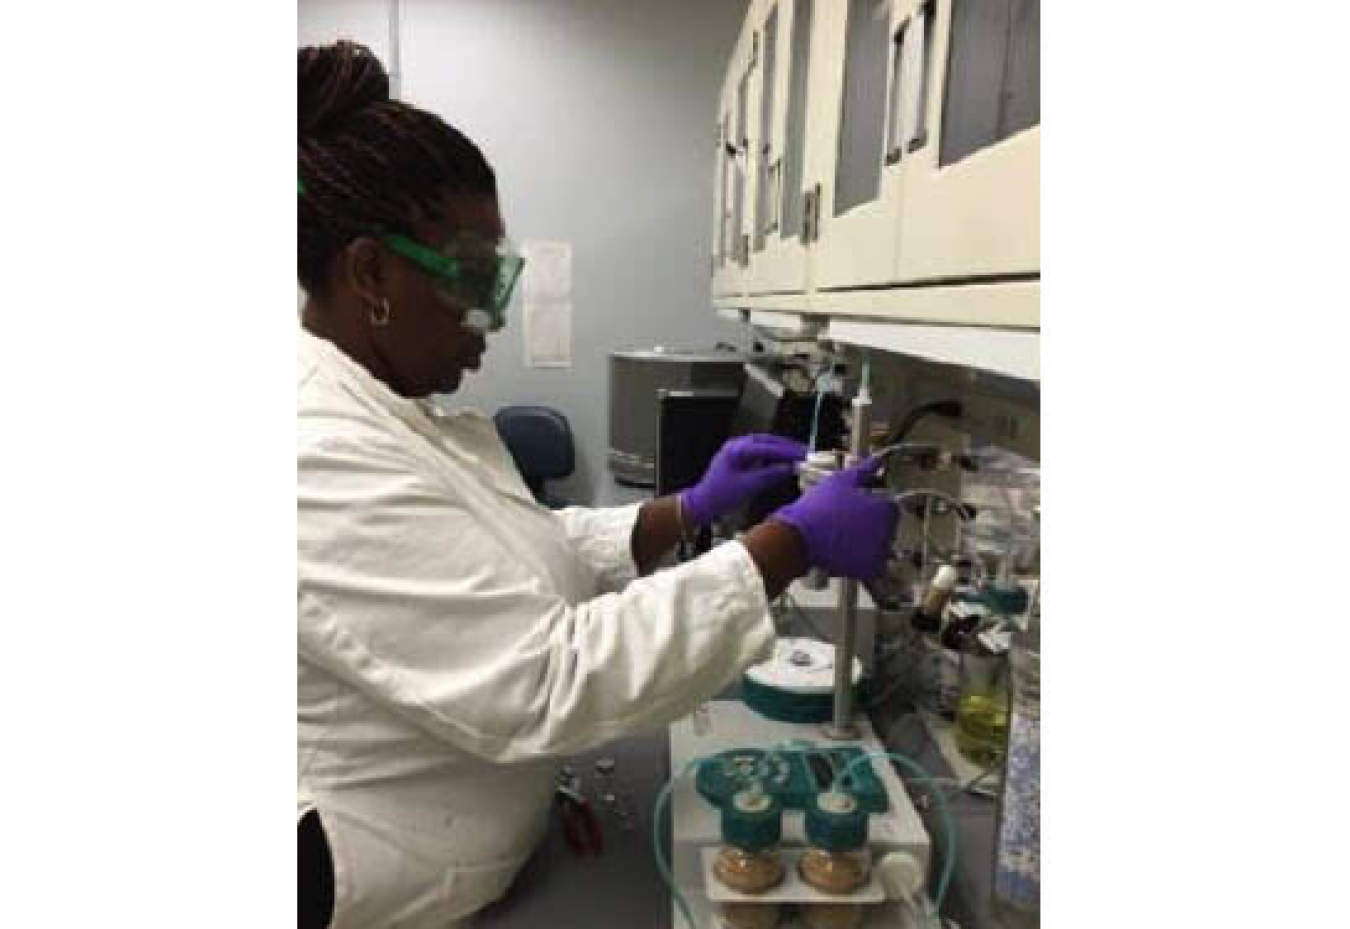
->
[832,750,958,910]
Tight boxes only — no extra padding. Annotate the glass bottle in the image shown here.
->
[954,582,1025,764]
[954,652,1009,767]
[911,564,959,715]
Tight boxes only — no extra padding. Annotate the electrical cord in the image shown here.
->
[884,399,963,448]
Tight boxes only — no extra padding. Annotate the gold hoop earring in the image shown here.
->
[370,297,392,327]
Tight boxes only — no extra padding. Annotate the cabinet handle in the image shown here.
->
[802,184,822,244]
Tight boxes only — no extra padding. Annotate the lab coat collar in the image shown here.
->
[300,328,536,505]
[299,328,452,440]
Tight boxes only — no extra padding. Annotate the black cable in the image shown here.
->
[885,399,964,447]
[880,399,964,483]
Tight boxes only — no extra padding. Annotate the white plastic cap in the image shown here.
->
[932,564,959,593]
[876,851,926,901]
[816,790,858,815]
[733,786,772,813]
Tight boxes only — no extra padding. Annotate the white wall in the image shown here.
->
[299,0,751,504]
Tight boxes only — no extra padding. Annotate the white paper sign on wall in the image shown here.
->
[520,239,572,369]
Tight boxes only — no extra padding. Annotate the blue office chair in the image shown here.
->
[493,405,575,509]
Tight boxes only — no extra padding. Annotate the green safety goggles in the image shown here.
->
[382,232,525,334]
[300,179,525,334]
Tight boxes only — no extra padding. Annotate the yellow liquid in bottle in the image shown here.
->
[955,693,1009,767]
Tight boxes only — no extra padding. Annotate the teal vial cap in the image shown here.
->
[805,790,868,852]
[720,789,783,852]
[984,583,1029,616]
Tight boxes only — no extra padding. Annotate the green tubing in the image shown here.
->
[834,750,958,909]
[654,757,716,929]
[654,750,795,929]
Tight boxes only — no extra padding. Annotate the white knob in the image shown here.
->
[876,851,925,901]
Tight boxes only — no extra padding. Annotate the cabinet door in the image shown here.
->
[751,1,781,260]
[894,0,1040,286]
[810,0,909,292]
[731,16,762,297]
[1001,0,1040,141]
[748,0,813,295]
[713,15,760,299]
[712,73,738,297]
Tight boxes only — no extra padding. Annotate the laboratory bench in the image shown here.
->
[473,709,1001,929]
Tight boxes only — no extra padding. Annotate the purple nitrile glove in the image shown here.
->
[770,455,899,582]
[679,434,807,527]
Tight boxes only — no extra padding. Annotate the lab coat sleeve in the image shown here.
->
[299,436,777,765]
[551,504,641,593]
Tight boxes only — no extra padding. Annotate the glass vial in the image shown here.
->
[592,757,636,830]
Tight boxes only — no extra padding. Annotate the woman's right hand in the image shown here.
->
[769,456,899,581]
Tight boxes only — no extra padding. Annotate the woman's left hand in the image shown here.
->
[679,434,807,528]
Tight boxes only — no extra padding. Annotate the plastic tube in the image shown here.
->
[871,442,939,462]
[809,387,827,452]
[833,750,958,910]
[653,756,719,929]
[808,360,832,452]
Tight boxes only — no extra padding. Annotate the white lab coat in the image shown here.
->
[297,330,777,928]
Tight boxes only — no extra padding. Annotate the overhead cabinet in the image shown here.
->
[750,0,816,296]
[713,0,1040,329]
[712,14,763,300]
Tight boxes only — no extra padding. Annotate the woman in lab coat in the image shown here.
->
[298,41,899,929]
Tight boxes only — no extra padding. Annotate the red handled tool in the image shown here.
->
[555,784,604,856]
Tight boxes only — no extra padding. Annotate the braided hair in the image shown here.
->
[298,40,497,293]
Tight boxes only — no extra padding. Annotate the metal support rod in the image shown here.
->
[826,576,861,740]
[826,354,873,740]
[388,0,403,99]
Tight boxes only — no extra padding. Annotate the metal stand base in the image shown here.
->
[822,721,859,741]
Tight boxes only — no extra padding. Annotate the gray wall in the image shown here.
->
[299,0,751,504]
